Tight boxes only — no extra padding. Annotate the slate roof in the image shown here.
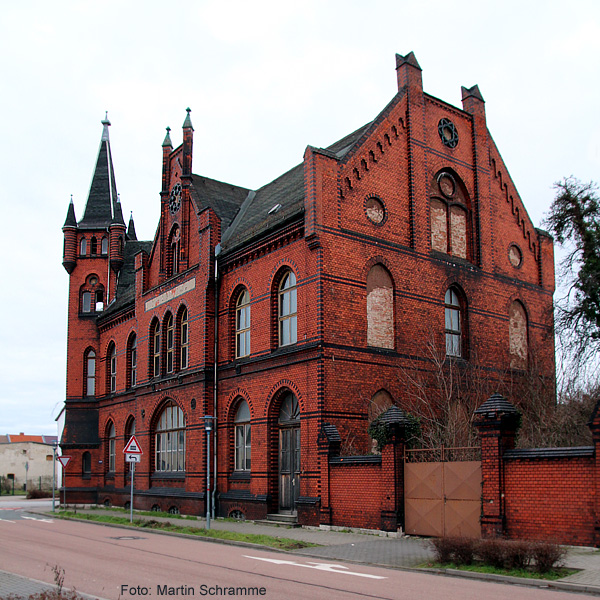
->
[79,121,123,229]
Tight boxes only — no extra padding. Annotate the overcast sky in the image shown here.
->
[1,1,599,436]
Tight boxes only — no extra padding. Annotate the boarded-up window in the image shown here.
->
[450,205,467,259]
[431,199,448,253]
[509,301,528,369]
[367,265,394,349]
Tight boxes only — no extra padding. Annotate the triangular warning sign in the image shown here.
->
[57,456,71,468]
[123,435,143,454]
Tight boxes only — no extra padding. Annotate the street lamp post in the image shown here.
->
[52,442,58,513]
[203,416,215,529]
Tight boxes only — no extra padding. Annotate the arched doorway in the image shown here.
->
[278,392,300,512]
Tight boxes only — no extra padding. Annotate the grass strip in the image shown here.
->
[57,511,318,551]
[423,561,577,581]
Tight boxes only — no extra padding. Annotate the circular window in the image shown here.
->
[437,173,456,198]
[438,118,459,148]
[365,196,386,225]
[90,277,98,286]
[508,244,523,268]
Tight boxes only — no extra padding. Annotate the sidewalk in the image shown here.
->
[13,503,600,596]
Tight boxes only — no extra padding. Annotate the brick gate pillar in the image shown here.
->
[474,393,520,538]
[588,400,600,546]
[379,406,411,531]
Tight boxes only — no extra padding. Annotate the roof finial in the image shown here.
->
[162,126,173,148]
[101,112,111,142]
[183,108,194,130]
[70,194,73,204]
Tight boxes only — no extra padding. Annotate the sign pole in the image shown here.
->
[130,460,134,523]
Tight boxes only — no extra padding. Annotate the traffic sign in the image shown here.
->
[125,454,141,463]
[123,435,143,455]
[57,456,71,468]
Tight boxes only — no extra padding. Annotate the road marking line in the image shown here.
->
[21,516,54,523]
[244,555,386,579]
[0,518,16,523]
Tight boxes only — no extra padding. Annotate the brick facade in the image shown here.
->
[60,53,556,531]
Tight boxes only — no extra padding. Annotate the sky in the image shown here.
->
[1,0,599,436]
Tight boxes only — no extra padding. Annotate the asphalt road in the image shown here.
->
[0,513,595,600]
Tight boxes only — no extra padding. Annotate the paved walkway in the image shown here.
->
[5,502,600,597]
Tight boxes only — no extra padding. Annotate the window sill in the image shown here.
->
[229,471,251,481]
[151,472,186,481]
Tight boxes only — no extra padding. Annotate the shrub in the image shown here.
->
[27,489,53,499]
[430,536,475,565]
[530,540,566,573]
[476,538,506,568]
[504,539,533,570]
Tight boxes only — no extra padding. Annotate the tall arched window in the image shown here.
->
[278,271,297,347]
[155,402,186,473]
[445,287,466,358]
[101,237,108,255]
[107,422,116,473]
[108,343,117,393]
[234,400,251,471]
[85,350,96,396]
[165,313,174,374]
[509,301,528,369]
[90,237,98,255]
[180,308,189,370]
[150,320,160,377]
[168,226,181,277]
[80,238,87,256]
[82,451,92,476]
[127,333,137,388]
[82,291,92,313]
[236,289,251,358]
[366,265,394,349]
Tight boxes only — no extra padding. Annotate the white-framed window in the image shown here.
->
[151,321,160,377]
[107,422,116,473]
[155,402,186,472]
[180,308,189,370]
[236,290,251,358]
[101,237,108,255]
[85,350,96,396]
[128,333,137,388]
[165,313,174,374]
[109,344,117,393]
[445,288,462,357]
[234,400,251,471]
[80,238,87,256]
[278,271,297,347]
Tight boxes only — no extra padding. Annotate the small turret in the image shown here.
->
[62,196,78,274]
[182,108,194,176]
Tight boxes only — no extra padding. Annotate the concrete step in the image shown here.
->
[255,513,300,527]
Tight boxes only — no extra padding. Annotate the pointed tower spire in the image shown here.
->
[162,126,173,148]
[62,195,78,274]
[63,195,77,228]
[127,212,138,241]
[113,193,125,225]
[182,107,194,131]
[79,114,120,228]
[182,108,194,176]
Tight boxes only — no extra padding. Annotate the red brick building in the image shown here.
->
[60,52,555,529]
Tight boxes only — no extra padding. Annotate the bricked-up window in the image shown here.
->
[150,319,160,378]
[127,333,137,388]
[509,300,528,369]
[155,402,186,472]
[80,237,87,256]
[279,271,297,346]
[366,265,394,349]
[234,400,251,471]
[430,171,471,260]
[165,313,174,374]
[236,290,251,358]
[445,288,465,358]
[108,342,117,393]
[179,307,189,370]
[85,349,96,396]
[107,422,116,473]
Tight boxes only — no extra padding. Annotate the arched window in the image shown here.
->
[101,237,108,255]
[127,333,137,388]
[155,402,186,473]
[278,271,297,347]
[445,287,467,358]
[366,265,394,349]
[90,237,98,255]
[179,308,189,370]
[279,392,300,424]
[431,171,471,260]
[85,350,96,396]
[236,289,251,358]
[108,343,117,393]
[234,400,251,471]
[168,226,181,277]
[82,451,91,476]
[107,422,116,473]
[80,238,87,256]
[165,313,174,374]
[150,320,160,378]
[509,301,528,369]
